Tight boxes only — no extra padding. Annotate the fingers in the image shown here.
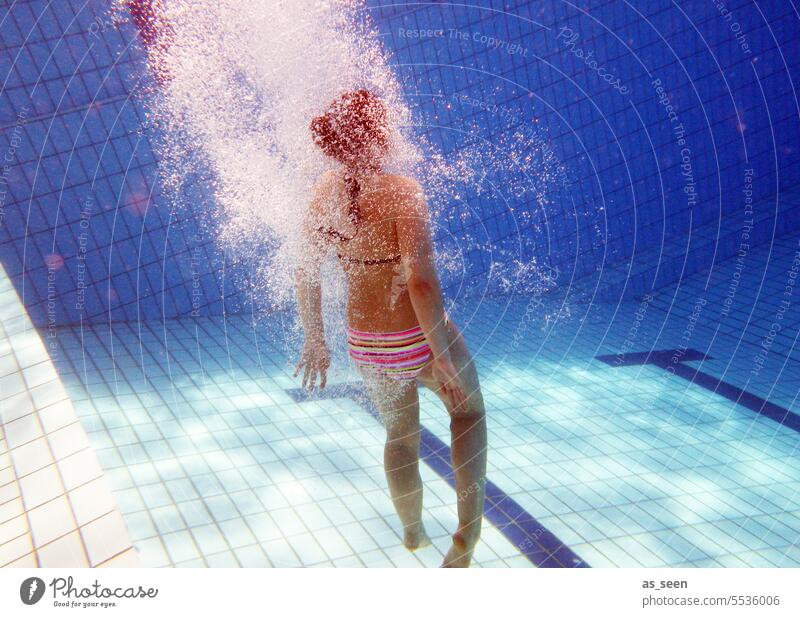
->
[443,377,467,413]
[447,386,465,413]
[297,356,328,392]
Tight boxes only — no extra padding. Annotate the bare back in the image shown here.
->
[308,171,426,333]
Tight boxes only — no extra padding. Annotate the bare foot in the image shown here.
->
[403,523,431,551]
[441,531,477,567]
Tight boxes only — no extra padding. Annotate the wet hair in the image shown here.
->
[310,89,390,215]
[310,89,389,166]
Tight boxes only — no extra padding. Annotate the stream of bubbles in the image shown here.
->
[121,0,569,379]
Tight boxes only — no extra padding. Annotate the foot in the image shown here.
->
[403,522,431,551]
[441,529,478,567]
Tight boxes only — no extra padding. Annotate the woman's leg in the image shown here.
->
[417,322,487,567]
[363,374,431,550]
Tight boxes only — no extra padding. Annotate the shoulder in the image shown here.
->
[374,174,427,214]
[371,174,428,225]
[375,173,424,196]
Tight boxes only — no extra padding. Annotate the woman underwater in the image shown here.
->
[294,90,487,567]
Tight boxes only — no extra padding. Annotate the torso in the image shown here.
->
[314,171,419,333]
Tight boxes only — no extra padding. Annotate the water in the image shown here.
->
[45,237,800,566]
[130,0,566,369]
[4,0,799,572]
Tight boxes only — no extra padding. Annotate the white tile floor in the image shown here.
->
[47,312,520,566]
[4,233,800,568]
[0,264,137,568]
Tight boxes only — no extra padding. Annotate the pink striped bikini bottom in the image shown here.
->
[347,324,432,381]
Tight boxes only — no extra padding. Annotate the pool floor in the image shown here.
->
[49,236,800,567]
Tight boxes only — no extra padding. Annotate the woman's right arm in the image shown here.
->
[394,177,467,410]
[294,178,331,389]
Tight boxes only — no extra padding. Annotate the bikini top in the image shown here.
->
[317,173,401,266]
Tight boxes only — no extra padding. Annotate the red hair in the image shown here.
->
[310,90,389,164]
[126,0,173,84]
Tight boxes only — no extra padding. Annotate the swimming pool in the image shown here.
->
[1,0,799,569]
[32,230,798,567]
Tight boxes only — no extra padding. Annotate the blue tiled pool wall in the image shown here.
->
[1,0,800,329]
[0,0,237,327]
[375,0,800,299]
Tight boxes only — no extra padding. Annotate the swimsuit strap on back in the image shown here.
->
[337,253,401,266]
[316,171,362,242]
[343,172,361,227]
[317,225,352,242]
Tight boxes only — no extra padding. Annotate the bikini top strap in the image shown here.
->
[337,253,401,266]
[343,171,361,227]
[316,171,362,242]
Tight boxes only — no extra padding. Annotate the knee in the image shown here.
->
[384,439,419,473]
[385,428,420,452]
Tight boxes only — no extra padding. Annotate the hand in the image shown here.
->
[430,354,467,413]
[294,339,331,390]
